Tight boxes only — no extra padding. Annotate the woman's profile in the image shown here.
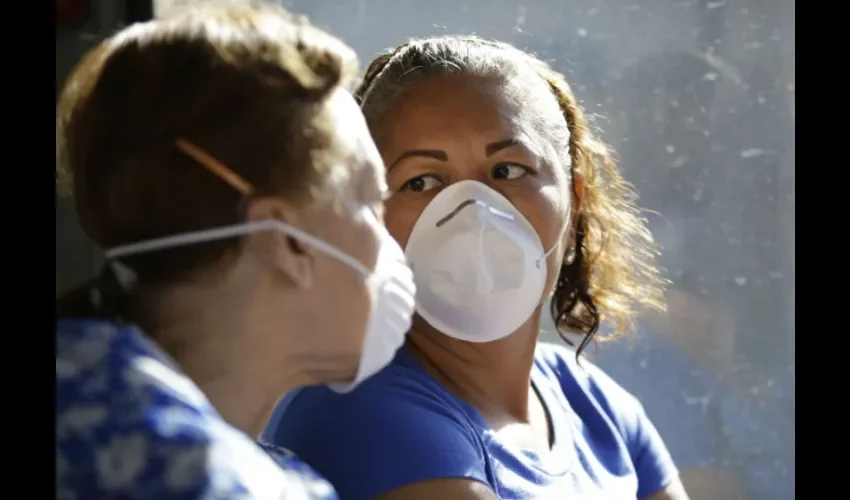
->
[263,35,689,500]
[55,7,414,499]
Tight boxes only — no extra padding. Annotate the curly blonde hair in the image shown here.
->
[355,36,667,356]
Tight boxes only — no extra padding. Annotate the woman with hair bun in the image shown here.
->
[55,7,415,499]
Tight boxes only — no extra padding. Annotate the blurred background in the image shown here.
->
[56,1,795,499]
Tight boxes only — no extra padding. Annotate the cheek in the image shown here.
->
[513,183,571,291]
[517,182,570,250]
[328,213,374,265]
[309,258,371,365]
[384,197,427,250]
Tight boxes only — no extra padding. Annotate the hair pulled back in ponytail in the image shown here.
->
[354,35,667,357]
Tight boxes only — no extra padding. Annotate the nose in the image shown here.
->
[443,170,507,201]
[455,170,493,187]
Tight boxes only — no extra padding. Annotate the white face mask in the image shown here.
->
[325,208,416,393]
[104,206,416,393]
[405,180,566,343]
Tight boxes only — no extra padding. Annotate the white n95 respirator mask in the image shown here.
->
[106,139,417,393]
[404,180,566,343]
[104,206,416,394]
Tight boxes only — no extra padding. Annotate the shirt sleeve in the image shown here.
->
[265,379,491,500]
[626,401,680,499]
[536,343,679,500]
[581,361,680,498]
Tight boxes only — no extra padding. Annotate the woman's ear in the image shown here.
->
[572,171,585,202]
[565,172,585,251]
[243,197,314,289]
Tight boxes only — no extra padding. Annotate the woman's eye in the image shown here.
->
[401,174,443,193]
[492,163,530,180]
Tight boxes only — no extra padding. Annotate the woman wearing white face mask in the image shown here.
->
[55,7,414,500]
[263,36,689,500]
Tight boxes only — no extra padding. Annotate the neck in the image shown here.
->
[148,286,310,438]
[174,341,307,437]
[192,363,304,438]
[407,306,542,419]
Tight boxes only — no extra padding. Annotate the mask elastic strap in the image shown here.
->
[536,211,572,269]
[104,140,373,278]
[91,139,254,303]
[104,219,371,277]
[88,260,138,315]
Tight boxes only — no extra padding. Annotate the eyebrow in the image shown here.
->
[388,138,523,173]
[388,149,448,171]
[485,138,522,156]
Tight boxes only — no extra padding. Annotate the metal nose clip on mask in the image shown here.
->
[404,180,567,343]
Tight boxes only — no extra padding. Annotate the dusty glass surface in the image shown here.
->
[56,1,795,499]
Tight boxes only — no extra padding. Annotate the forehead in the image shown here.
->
[324,88,386,197]
[387,76,515,135]
[380,75,555,161]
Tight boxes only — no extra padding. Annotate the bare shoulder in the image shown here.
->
[374,478,497,500]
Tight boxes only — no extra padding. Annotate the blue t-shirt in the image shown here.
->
[56,319,337,500]
[262,342,678,500]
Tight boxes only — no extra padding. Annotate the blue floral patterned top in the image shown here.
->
[56,318,338,500]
